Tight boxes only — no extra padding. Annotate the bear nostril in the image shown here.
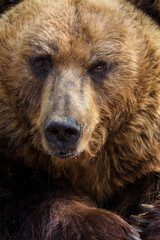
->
[64,129,78,138]
[45,117,81,146]
[48,128,59,136]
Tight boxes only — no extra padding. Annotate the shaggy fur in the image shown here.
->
[1,0,160,23]
[0,0,160,239]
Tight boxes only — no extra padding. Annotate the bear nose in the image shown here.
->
[45,117,81,147]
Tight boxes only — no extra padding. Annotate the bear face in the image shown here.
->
[0,0,160,201]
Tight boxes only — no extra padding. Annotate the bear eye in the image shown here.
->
[89,60,112,82]
[30,55,52,78]
[92,61,108,72]
[33,56,50,70]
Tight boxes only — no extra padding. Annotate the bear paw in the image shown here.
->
[46,207,141,240]
[18,200,141,240]
[132,203,160,240]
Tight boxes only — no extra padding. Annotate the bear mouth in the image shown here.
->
[45,143,77,159]
[54,151,76,158]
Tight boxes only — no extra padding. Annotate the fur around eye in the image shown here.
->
[88,60,112,83]
[30,55,52,79]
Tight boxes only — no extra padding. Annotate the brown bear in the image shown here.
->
[0,0,160,239]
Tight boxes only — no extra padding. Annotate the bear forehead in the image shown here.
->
[5,0,129,41]
[8,0,131,61]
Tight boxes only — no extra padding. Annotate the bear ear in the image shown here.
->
[127,0,160,25]
[0,0,23,15]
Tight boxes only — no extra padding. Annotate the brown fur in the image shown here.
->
[0,0,160,239]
